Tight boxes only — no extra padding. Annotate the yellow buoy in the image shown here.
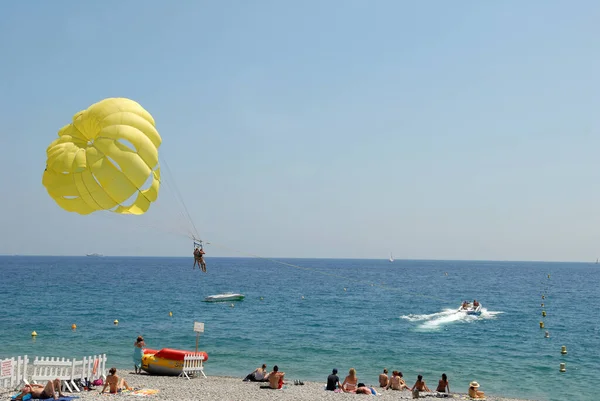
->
[542,311,546,317]
[561,345,567,355]
[547,274,551,278]
[71,324,77,330]
[559,363,566,372]
[542,295,545,299]
[541,303,544,307]
[539,321,545,329]
[31,331,37,337]
[169,311,173,317]
[113,319,119,325]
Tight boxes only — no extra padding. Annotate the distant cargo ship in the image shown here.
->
[86,253,103,257]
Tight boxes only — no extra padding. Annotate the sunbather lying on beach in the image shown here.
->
[15,379,65,400]
[386,371,410,390]
[356,383,378,395]
[100,367,133,394]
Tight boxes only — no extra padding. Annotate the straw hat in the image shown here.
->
[469,381,480,388]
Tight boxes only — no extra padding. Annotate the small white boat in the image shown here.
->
[86,253,103,257]
[458,302,482,315]
[204,293,245,302]
[389,252,394,262]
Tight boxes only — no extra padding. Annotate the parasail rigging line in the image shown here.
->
[206,240,450,303]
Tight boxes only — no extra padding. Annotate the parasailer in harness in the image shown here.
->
[193,241,206,272]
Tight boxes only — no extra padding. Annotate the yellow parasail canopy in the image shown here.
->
[42,97,162,215]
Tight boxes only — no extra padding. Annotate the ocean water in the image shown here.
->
[0,256,598,401]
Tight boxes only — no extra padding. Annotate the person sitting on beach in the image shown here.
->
[326,368,341,391]
[193,247,206,272]
[379,368,389,388]
[411,374,431,397]
[355,383,378,395]
[100,367,133,394]
[436,373,450,393]
[15,380,65,400]
[341,368,358,393]
[468,381,485,399]
[386,371,410,391]
[243,364,268,382]
[266,365,285,389]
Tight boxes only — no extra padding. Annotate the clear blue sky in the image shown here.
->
[1,1,599,260]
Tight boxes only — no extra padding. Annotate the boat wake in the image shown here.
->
[400,308,502,331]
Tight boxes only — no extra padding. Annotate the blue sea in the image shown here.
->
[1,256,598,401]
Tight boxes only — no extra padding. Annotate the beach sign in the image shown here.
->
[1,359,12,377]
[194,322,205,333]
[193,321,204,353]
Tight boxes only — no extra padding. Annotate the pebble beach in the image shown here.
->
[1,369,536,401]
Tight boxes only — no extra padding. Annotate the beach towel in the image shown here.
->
[131,389,159,396]
[101,389,159,396]
[12,397,79,401]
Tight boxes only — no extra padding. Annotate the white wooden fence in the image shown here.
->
[178,353,206,379]
[0,356,29,389]
[0,354,107,392]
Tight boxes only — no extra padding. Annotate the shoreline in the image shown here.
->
[1,368,537,401]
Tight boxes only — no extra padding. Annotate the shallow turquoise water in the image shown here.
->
[0,256,597,401]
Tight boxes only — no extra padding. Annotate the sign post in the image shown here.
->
[193,322,204,353]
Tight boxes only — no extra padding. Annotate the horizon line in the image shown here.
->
[0,254,597,264]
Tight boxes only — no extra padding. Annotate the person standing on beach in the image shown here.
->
[326,368,340,391]
[133,336,145,374]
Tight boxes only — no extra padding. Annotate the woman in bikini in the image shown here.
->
[341,368,358,393]
[16,380,65,400]
[436,373,450,393]
[411,374,431,397]
[100,367,133,394]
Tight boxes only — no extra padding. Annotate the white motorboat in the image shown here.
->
[204,293,245,302]
[86,253,103,257]
[458,301,482,315]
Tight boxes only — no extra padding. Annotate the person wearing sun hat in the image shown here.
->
[468,381,485,399]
